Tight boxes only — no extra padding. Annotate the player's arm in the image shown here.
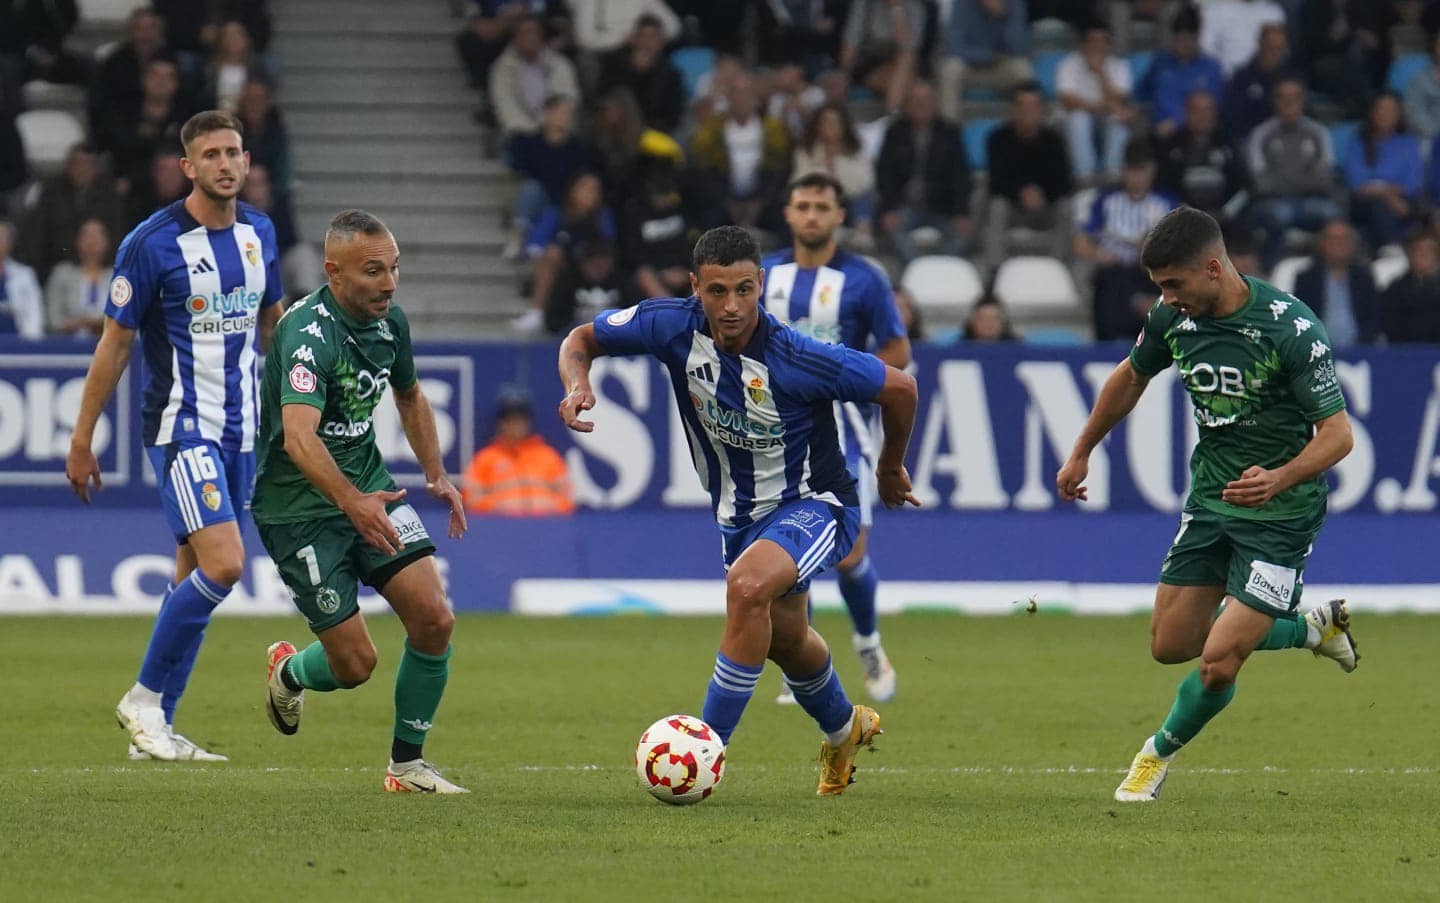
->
[874,335,911,370]
[557,322,606,433]
[281,403,407,555]
[1221,410,1353,509]
[393,379,467,539]
[258,302,281,353]
[65,316,135,502]
[873,365,921,508]
[1057,359,1152,502]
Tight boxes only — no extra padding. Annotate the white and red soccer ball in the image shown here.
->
[635,714,726,805]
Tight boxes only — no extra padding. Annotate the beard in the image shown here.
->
[796,228,835,251]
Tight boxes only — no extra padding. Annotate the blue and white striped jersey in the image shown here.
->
[106,200,284,450]
[593,297,887,528]
[760,248,904,351]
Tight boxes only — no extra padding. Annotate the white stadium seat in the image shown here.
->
[1373,255,1409,291]
[1268,256,1310,294]
[900,255,984,327]
[15,110,85,176]
[992,255,1082,319]
[77,0,147,26]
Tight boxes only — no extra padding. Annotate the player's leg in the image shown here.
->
[835,408,894,701]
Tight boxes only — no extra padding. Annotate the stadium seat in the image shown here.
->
[1033,50,1067,99]
[1268,256,1311,294]
[21,80,85,111]
[1373,255,1409,290]
[1386,53,1430,95]
[963,118,1001,170]
[77,0,147,26]
[670,46,715,98]
[15,110,85,175]
[1328,121,1359,169]
[992,255,1081,318]
[901,255,984,325]
[1128,51,1156,87]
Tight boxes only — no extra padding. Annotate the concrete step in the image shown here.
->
[272,33,460,69]
[286,109,480,139]
[279,75,470,107]
[297,207,499,244]
[294,175,501,210]
[292,133,483,169]
[274,15,457,38]
[291,143,492,176]
[282,66,463,95]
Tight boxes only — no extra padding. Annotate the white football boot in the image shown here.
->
[854,635,896,703]
[383,759,470,794]
[116,690,179,761]
[1114,736,1172,802]
[1305,599,1360,673]
[129,729,229,762]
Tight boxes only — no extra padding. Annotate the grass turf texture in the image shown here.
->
[3,612,1438,901]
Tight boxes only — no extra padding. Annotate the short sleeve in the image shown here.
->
[106,228,158,328]
[862,269,906,347]
[782,333,886,404]
[1283,320,1347,421]
[389,308,417,392]
[273,317,330,411]
[259,217,285,308]
[592,298,678,359]
[1128,300,1175,376]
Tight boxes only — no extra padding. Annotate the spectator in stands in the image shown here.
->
[1380,227,1440,342]
[489,15,581,141]
[153,0,273,65]
[894,285,925,341]
[240,164,321,299]
[1154,90,1246,223]
[593,88,684,207]
[984,82,1074,271]
[234,79,290,195]
[938,0,1033,123]
[595,14,685,134]
[17,143,123,283]
[514,171,616,333]
[620,155,692,299]
[1247,78,1341,269]
[689,73,792,232]
[689,52,743,122]
[124,149,187,229]
[95,57,188,190]
[963,293,1019,341]
[766,63,824,141]
[1200,0,1286,77]
[88,7,168,140]
[0,0,89,86]
[1298,0,1391,119]
[456,1,570,89]
[1074,139,1176,340]
[462,387,574,516]
[1404,30,1440,140]
[542,234,630,334]
[1223,22,1296,141]
[568,0,681,55]
[504,95,599,259]
[839,0,925,114]
[1294,219,1381,347]
[756,0,848,77]
[0,220,43,340]
[1137,5,1225,139]
[1223,223,1261,275]
[43,217,111,338]
[877,80,973,263]
[1056,27,1135,183]
[793,101,877,241]
[1345,92,1423,253]
[193,21,265,114]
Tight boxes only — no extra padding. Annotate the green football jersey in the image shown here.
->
[251,286,417,524]
[1129,276,1347,521]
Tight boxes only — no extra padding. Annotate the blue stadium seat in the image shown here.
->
[670,46,715,98]
[963,118,1001,169]
[1033,50,1067,99]
[1386,53,1430,95]
[1328,121,1360,169]
[1127,51,1156,88]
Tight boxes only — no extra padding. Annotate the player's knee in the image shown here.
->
[1197,656,1238,691]
[199,553,245,588]
[725,573,773,616]
[407,601,455,652]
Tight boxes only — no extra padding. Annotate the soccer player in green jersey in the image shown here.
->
[1056,207,1361,802]
[251,209,471,793]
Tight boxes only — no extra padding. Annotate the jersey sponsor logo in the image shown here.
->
[606,306,638,326]
[200,481,221,512]
[320,419,371,438]
[289,363,316,393]
[1308,340,1329,362]
[315,586,342,614]
[189,258,215,275]
[189,314,256,335]
[746,377,769,406]
[301,321,326,341]
[388,503,430,546]
[244,241,260,268]
[1181,363,1248,398]
[291,344,316,364]
[186,287,263,316]
[1245,559,1297,609]
[109,275,133,307]
[791,319,842,344]
[693,397,785,449]
[1293,316,1313,335]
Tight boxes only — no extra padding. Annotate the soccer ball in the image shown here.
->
[635,714,726,805]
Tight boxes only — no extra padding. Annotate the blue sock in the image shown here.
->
[838,556,879,638]
[783,658,854,736]
[162,627,206,724]
[137,570,230,694]
[701,653,762,745]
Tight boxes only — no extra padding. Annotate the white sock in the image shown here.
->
[853,631,881,650]
[825,712,856,746]
[128,683,162,707]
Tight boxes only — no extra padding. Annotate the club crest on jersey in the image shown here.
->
[289,363,316,393]
[817,284,834,307]
[244,241,260,267]
[315,586,341,615]
[607,306,637,326]
[200,481,221,512]
[746,377,768,405]
[376,319,393,341]
[109,275,132,307]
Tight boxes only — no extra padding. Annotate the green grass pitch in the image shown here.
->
[2,611,1438,901]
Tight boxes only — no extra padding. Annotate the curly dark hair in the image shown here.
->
[692,225,760,270]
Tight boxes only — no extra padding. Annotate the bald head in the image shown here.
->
[324,209,398,321]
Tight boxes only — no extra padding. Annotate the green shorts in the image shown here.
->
[1159,503,1326,616]
[256,501,437,633]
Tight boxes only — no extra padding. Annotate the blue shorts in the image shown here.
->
[145,441,255,543]
[720,499,861,597]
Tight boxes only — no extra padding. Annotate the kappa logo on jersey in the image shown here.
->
[1176,318,1197,332]
[746,377,768,405]
[189,258,215,275]
[606,306,637,326]
[109,275,132,307]
[244,241,260,267]
[1308,340,1329,362]
[289,363,316,393]
[301,321,325,341]
[291,344,316,364]
[688,362,715,384]
[1269,300,1291,320]
[313,302,331,319]
[1293,317,1313,335]
[200,481,221,512]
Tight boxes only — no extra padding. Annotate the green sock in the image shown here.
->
[1254,613,1309,651]
[1153,669,1236,757]
[285,641,342,692]
[394,641,450,748]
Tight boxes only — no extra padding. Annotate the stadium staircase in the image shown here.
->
[272,0,520,338]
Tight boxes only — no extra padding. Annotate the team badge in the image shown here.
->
[607,306,637,326]
[289,363,316,393]
[109,275,133,307]
[376,319,393,341]
[244,241,260,267]
[315,586,341,615]
[746,377,768,405]
[200,482,221,512]
[817,285,834,307]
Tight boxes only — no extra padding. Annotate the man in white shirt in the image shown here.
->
[1057,27,1135,181]
[1199,0,1286,77]
[0,221,45,339]
[568,0,680,54]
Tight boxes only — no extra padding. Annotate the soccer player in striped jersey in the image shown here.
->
[762,172,909,704]
[558,226,920,795]
[66,111,284,762]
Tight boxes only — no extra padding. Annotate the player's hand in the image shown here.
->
[1222,465,1283,508]
[426,476,468,539]
[342,488,407,555]
[1056,455,1089,502]
[877,465,921,509]
[559,386,596,432]
[65,443,102,504]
